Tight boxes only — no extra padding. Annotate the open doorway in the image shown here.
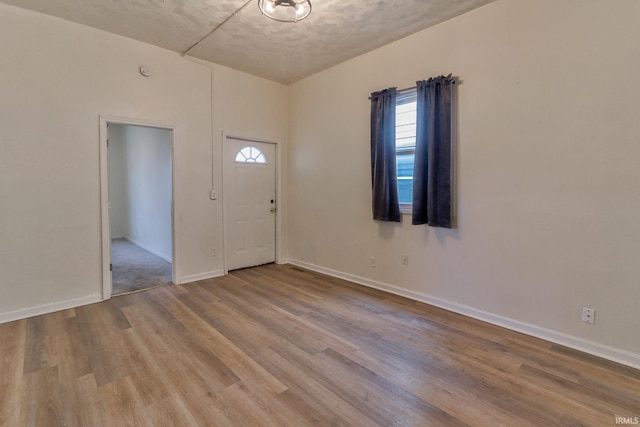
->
[102,120,174,297]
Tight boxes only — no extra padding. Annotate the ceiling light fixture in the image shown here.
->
[258,0,312,23]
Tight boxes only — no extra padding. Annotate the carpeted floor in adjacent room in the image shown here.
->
[111,238,172,295]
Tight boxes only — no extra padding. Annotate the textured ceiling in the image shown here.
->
[1,0,495,84]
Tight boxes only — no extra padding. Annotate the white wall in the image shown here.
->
[3,0,637,367]
[108,125,128,239]
[0,3,287,319]
[209,63,290,261]
[287,0,640,364]
[124,125,172,261]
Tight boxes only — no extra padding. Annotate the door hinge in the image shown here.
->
[110,263,113,272]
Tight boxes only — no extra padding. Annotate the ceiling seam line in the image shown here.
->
[181,0,253,57]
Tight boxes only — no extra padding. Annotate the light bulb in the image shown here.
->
[265,0,275,13]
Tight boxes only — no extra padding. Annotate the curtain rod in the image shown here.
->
[368,77,457,100]
[398,86,417,93]
[368,86,412,100]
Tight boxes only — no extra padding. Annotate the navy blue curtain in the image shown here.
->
[370,88,401,222]
[412,76,455,228]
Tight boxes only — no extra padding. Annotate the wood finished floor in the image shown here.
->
[1,264,639,426]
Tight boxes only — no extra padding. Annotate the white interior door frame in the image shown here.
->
[222,132,282,275]
[99,114,179,300]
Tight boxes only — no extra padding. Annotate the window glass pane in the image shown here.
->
[235,146,267,164]
[395,89,417,206]
[396,152,414,205]
[396,102,417,149]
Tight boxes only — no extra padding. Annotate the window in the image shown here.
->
[235,146,266,163]
[395,89,417,209]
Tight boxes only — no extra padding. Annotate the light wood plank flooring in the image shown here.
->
[1,264,639,426]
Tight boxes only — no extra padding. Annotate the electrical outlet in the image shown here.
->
[581,307,595,324]
[370,256,376,268]
[401,255,409,266]
[209,247,217,257]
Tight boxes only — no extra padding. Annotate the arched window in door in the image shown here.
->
[235,146,266,164]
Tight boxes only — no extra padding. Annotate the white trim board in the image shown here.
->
[287,259,640,370]
[177,269,225,285]
[0,268,223,323]
[99,115,180,300]
[0,294,102,324]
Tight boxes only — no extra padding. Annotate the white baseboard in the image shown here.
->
[288,259,640,370]
[0,294,102,324]
[0,267,226,322]
[178,269,225,285]
[125,237,172,263]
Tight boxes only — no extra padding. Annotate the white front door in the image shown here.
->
[223,137,276,271]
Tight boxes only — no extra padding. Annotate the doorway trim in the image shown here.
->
[222,132,282,275]
[99,115,178,300]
